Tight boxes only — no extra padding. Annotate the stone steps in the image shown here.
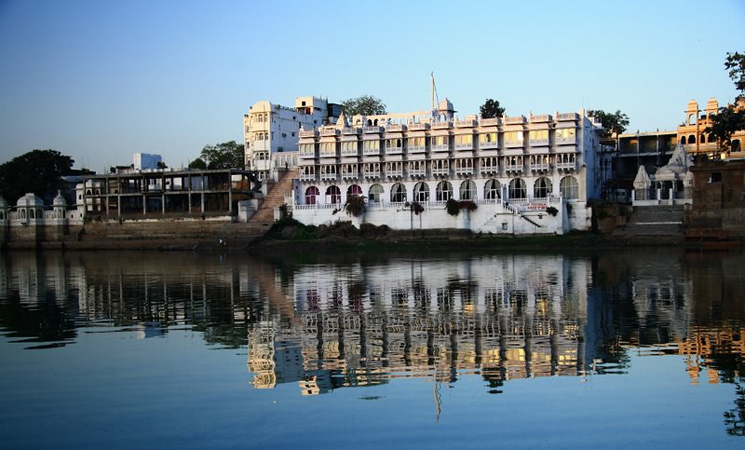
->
[613,206,684,237]
[250,169,297,225]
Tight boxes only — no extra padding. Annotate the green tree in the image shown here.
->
[705,51,745,150]
[588,109,630,139]
[340,95,387,116]
[188,157,207,170]
[0,150,74,203]
[198,141,244,169]
[479,98,505,118]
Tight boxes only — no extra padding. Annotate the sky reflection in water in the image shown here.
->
[0,249,743,449]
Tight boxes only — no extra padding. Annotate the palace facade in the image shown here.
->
[290,99,603,234]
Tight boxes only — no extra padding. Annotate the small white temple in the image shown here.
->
[632,145,693,206]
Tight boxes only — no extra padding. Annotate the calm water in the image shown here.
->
[0,249,744,449]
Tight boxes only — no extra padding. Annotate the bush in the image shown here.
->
[546,206,558,216]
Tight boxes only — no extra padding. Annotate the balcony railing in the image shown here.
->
[408,145,427,153]
[319,150,338,158]
[342,172,359,180]
[299,150,316,159]
[363,147,381,156]
[386,170,403,178]
[432,121,452,129]
[529,138,549,147]
[455,143,474,151]
[320,127,340,136]
[455,119,477,128]
[530,163,551,172]
[505,163,524,172]
[299,129,317,137]
[480,165,499,174]
[299,172,317,181]
[556,136,577,145]
[478,141,499,150]
[341,148,359,157]
[386,124,406,132]
[342,127,360,135]
[432,167,450,176]
[363,126,384,133]
[455,167,474,176]
[409,168,426,178]
[556,161,576,171]
[385,146,403,154]
[408,123,430,131]
[431,144,450,152]
[320,172,338,181]
[504,115,526,125]
[557,113,579,121]
[363,170,381,179]
[479,118,500,127]
[530,114,552,123]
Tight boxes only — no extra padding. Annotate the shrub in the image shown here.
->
[545,206,558,216]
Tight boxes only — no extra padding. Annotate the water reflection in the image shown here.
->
[0,249,744,434]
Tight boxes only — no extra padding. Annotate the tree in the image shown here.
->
[340,95,387,116]
[588,109,630,139]
[705,51,745,150]
[0,150,74,203]
[479,98,505,119]
[188,157,207,170]
[198,141,244,169]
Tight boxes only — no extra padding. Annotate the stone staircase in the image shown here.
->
[613,205,684,237]
[249,168,297,225]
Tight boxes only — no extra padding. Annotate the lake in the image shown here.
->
[0,249,743,449]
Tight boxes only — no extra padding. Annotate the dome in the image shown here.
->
[16,193,44,208]
[53,190,67,206]
[633,165,652,189]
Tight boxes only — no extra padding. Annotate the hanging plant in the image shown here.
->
[446,198,460,216]
[545,206,558,216]
[410,201,424,215]
[458,200,477,212]
[344,195,366,217]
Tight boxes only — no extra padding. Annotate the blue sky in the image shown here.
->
[0,0,743,171]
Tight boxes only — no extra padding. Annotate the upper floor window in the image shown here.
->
[529,130,548,141]
[455,134,473,146]
[556,128,576,139]
[479,132,497,144]
[504,131,524,145]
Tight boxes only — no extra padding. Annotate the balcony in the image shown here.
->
[557,113,579,121]
[299,129,317,138]
[529,138,549,147]
[320,172,338,181]
[363,147,381,156]
[556,161,576,171]
[479,118,500,127]
[342,171,359,180]
[432,121,452,130]
[363,126,384,134]
[455,166,474,176]
[530,163,551,172]
[363,169,381,179]
[385,145,403,155]
[480,165,499,175]
[386,124,407,132]
[341,148,360,157]
[320,127,340,136]
[408,144,427,153]
[408,123,430,131]
[299,150,316,159]
[556,135,577,145]
[432,166,450,177]
[409,168,426,178]
[530,114,552,123]
[342,127,360,135]
[319,149,338,158]
[455,119,477,128]
[299,172,317,181]
[478,140,499,150]
[455,143,474,151]
[505,163,524,173]
[386,169,403,179]
[504,115,526,125]
[431,142,450,152]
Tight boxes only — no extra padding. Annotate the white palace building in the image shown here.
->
[288,98,604,235]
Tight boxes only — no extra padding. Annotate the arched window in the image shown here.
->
[0,211,4,220]
[414,182,429,202]
[485,179,500,200]
[534,177,553,199]
[368,184,384,203]
[560,176,579,199]
[687,135,696,144]
[29,209,35,219]
[436,181,453,202]
[390,183,407,203]
[326,186,341,204]
[347,185,362,197]
[305,186,320,205]
[460,180,476,200]
[679,136,685,145]
[733,139,741,152]
[700,134,706,144]
[20,209,26,219]
[708,133,716,143]
[509,178,526,199]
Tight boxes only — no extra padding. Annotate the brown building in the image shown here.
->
[686,158,745,235]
